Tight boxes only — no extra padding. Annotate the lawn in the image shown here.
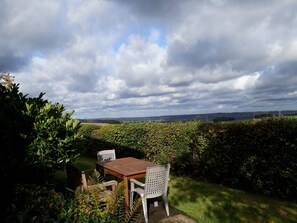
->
[55,156,297,223]
[169,176,297,223]
[71,156,97,170]
[52,156,98,189]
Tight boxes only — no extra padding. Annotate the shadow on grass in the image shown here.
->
[169,176,297,223]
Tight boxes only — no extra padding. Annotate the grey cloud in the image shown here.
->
[236,61,297,110]
[250,63,297,104]
[256,61,297,90]
[3,0,297,118]
[66,73,98,93]
[166,38,254,75]
[167,79,193,87]
[114,0,183,20]
[0,0,71,72]
[116,87,170,99]
[0,53,28,72]
[164,0,297,85]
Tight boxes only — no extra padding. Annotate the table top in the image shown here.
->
[97,157,157,177]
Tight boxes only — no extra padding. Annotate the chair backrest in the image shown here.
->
[81,169,99,191]
[144,164,170,199]
[97,149,116,162]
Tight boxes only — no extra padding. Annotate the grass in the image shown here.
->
[52,156,98,189]
[54,157,297,222]
[168,175,297,223]
[71,156,97,170]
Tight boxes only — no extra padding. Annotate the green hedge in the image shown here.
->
[76,124,102,156]
[78,118,297,200]
[194,118,297,199]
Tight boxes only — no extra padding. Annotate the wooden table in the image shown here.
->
[96,157,157,208]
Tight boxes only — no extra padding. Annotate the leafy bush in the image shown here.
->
[92,122,148,158]
[79,121,197,173]
[80,118,297,200]
[0,74,29,218]
[77,124,103,156]
[5,183,141,223]
[0,73,82,219]
[194,118,297,199]
[6,184,76,223]
[23,103,82,178]
[1,74,82,179]
[7,178,141,222]
[143,122,196,174]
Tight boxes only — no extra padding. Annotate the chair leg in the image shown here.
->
[142,198,149,223]
[130,191,134,210]
[163,195,170,216]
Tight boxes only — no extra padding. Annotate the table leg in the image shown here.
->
[123,176,129,209]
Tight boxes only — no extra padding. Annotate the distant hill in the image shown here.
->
[79,110,297,123]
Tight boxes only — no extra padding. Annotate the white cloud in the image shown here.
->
[115,33,167,89]
[233,74,260,91]
[2,0,297,118]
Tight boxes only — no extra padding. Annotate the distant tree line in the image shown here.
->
[79,119,121,124]
[212,116,235,122]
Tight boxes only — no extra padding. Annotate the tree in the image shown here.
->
[23,102,82,178]
[213,116,235,122]
[0,73,82,218]
[0,73,29,218]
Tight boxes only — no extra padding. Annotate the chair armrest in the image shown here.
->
[130,178,145,187]
[102,180,118,187]
[102,180,118,191]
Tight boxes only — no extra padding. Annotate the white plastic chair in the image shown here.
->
[97,149,116,177]
[97,149,116,162]
[130,164,170,223]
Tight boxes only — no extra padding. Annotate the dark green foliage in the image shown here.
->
[143,122,196,175]
[0,79,28,177]
[23,102,81,173]
[95,122,147,152]
[66,164,83,189]
[255,113,275,118]
[193,118,297,200]
[0,77,30,218]
[78,121,196,164]
[0,74,82,219]
[79,118,297,201]
[76,124,102,156]
[80,119,121,124]
[7,182,140,223]
[79,124,102,137]
[84,122,148,158]
[6,184,75,223]
[213,116,235,122]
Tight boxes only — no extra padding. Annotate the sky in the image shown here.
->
[1,0,297,119]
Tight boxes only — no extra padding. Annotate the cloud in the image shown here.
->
[0,0,70,70]
[1,0,297,118]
